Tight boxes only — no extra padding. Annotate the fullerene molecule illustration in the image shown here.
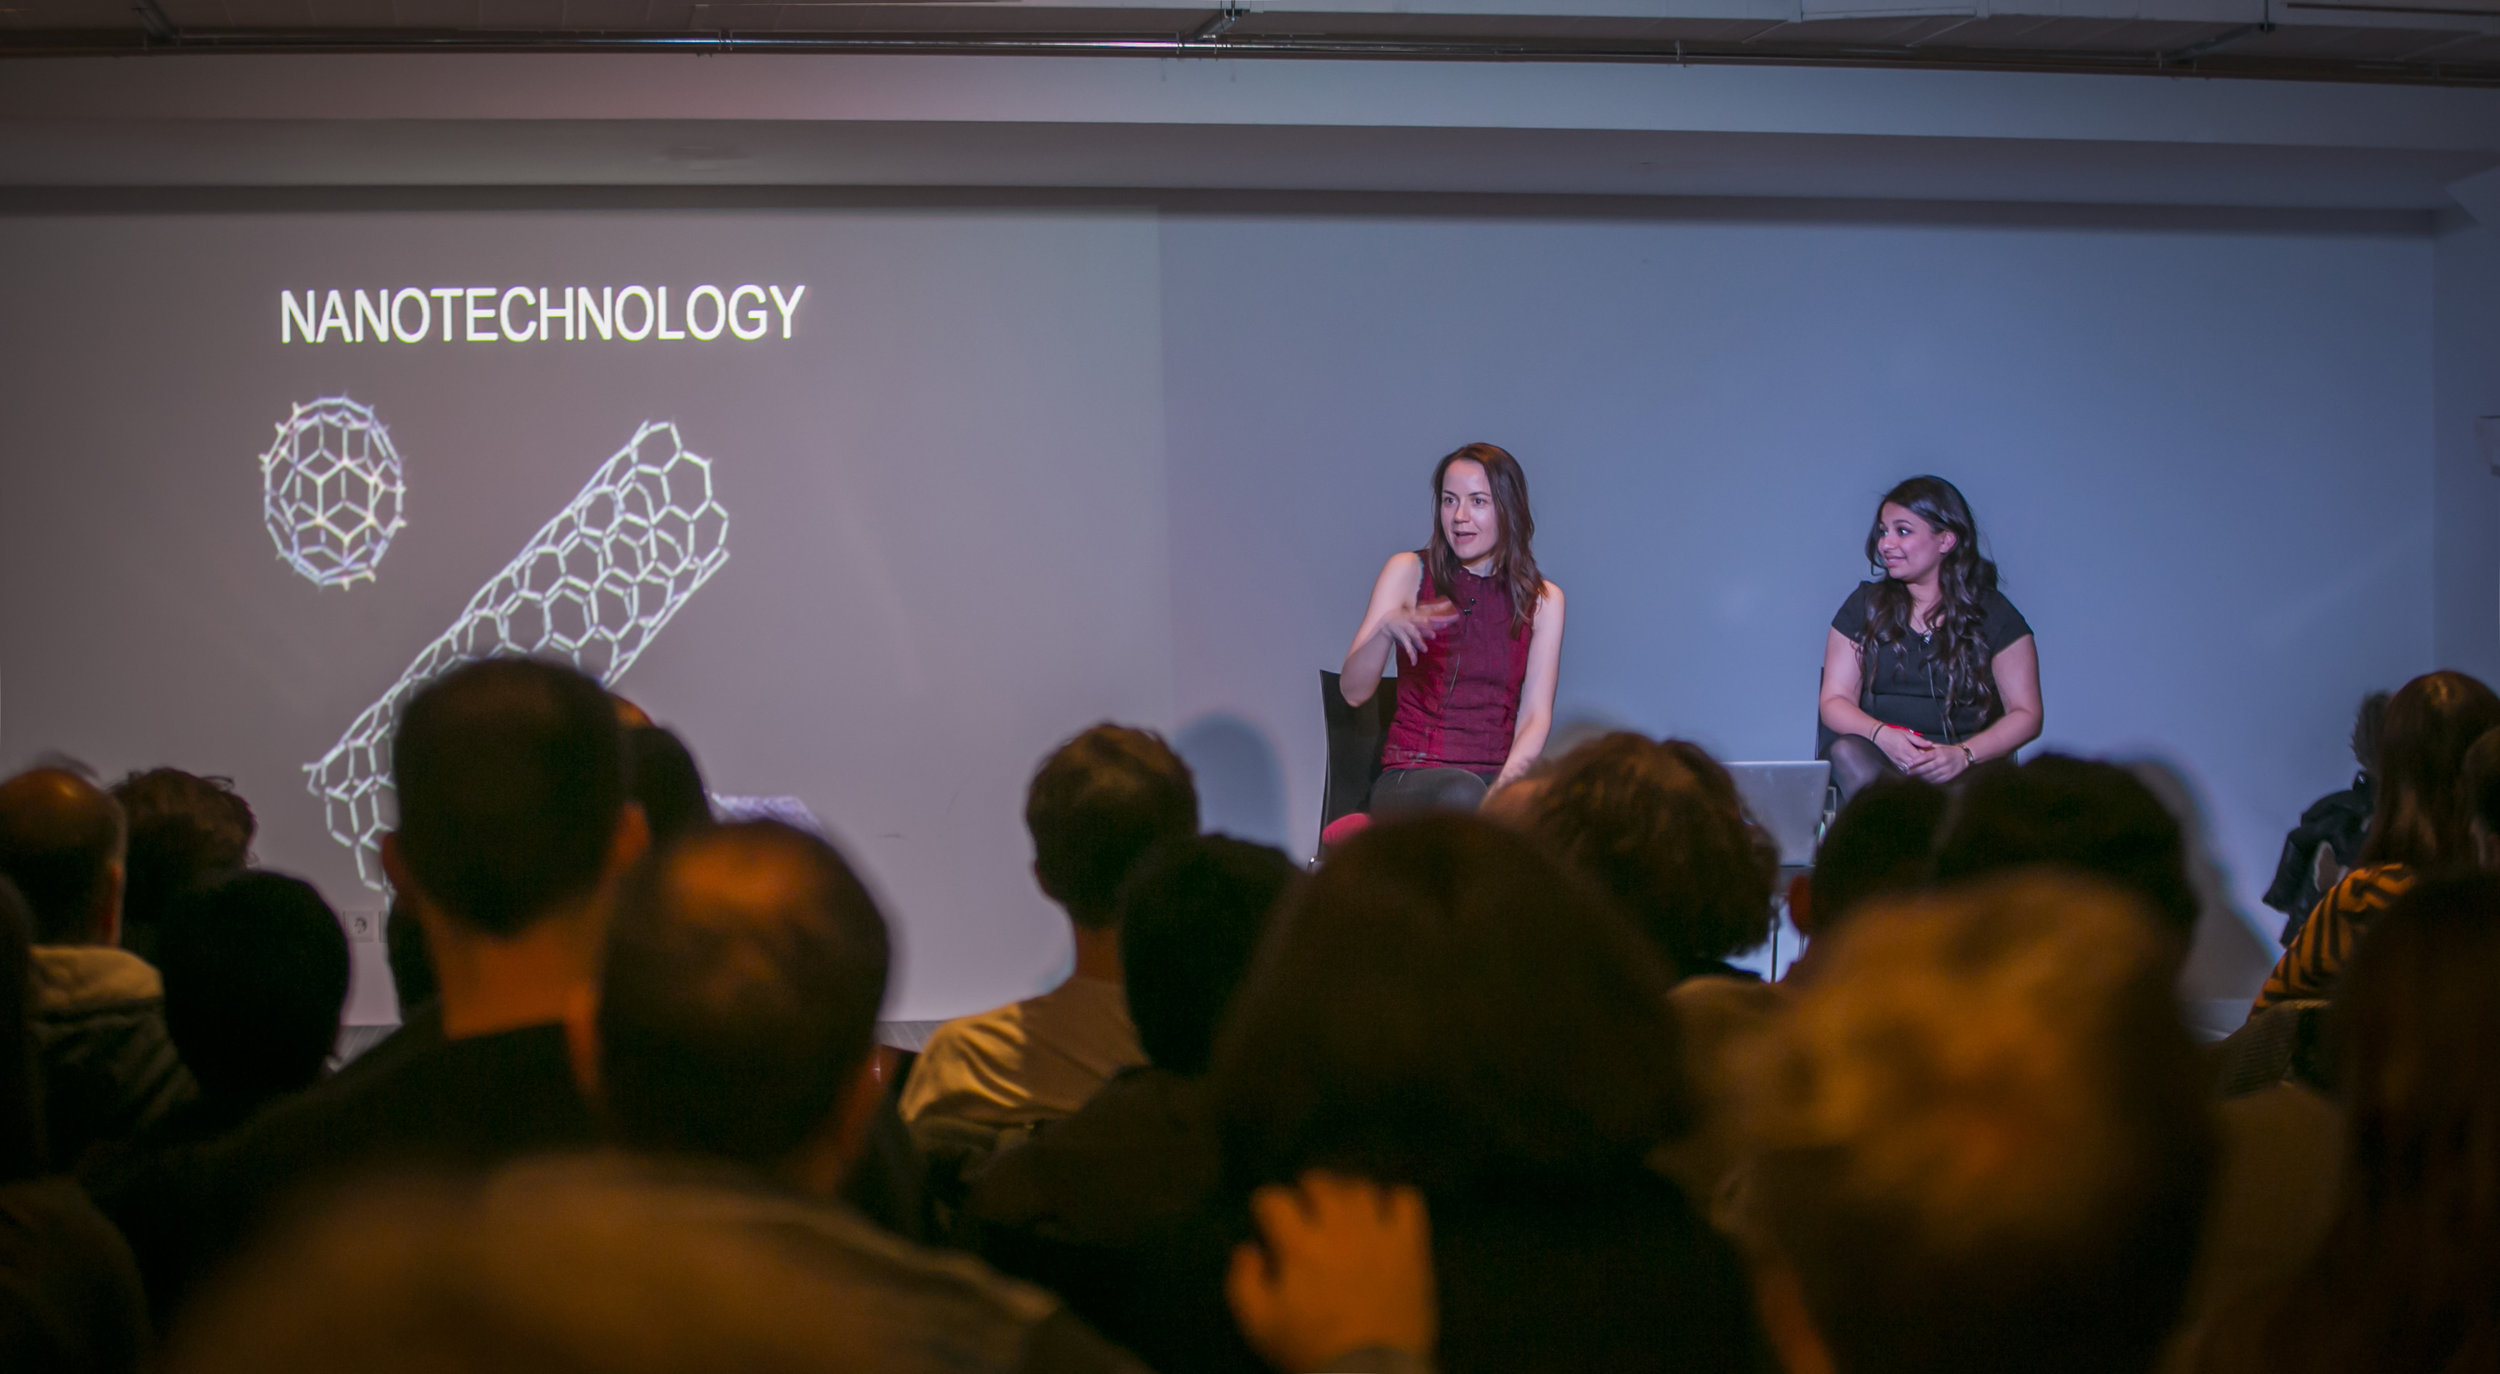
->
[307,420,730,891]
[261,397,406,587]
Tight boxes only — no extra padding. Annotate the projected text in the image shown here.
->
[280,284,807,344]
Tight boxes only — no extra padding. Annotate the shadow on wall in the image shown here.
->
[2128,756,2280,1008]
[1173,713,1288,850]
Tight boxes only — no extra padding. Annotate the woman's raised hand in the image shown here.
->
[1381,600,1462,659]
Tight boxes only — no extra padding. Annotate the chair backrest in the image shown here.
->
[1319,670,1400,846]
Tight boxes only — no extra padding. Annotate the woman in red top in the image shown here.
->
[1339,443,1566,816]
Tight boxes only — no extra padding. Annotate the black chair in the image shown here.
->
[1319,669,1400,851]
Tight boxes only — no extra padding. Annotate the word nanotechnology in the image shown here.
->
[280,285,808,345]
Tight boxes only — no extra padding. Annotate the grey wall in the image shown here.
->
[0,197,2448,1017]
[1161,208,2434,1000]
[2434,219,2500,687]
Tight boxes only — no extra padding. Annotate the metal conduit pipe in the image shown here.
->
[1,26,2495,86]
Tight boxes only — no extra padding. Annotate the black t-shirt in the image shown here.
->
[1832,582,2033,742]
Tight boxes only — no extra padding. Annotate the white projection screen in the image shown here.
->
[0,208,1170,1024]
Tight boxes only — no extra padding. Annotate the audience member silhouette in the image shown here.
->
[970,835,1301,1374]
[2257,669,2500,1011]
[2458,724,2500,869]
[1931,753,2200,938]
[0,875,148,1374]
[1924,752,2342,1344]
[626,724,714,848]
[24,655,2493,1374]
[586,817,1142,1372]
[0,768,192,1169]
[1743,872,2215,1374]
[107,769,253,968]
[1214,814,1763,1374]
[166,1161,1137,1374]
[316,896,444,1092]
[902,724,1198,1138]
[1782,774,1946,970]
[86,872,350,1333]
[155,873,350,1146]
[2198,872,2500,1374]
[2263,691,2386,937]
[1523,733,1778,982]
[1516,733,1782,1225]
[198,658,645,1283]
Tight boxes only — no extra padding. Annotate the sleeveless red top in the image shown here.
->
[1381,556,1533,773]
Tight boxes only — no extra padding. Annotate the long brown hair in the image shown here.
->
[1424,443,1542,635]
[2238,874,2500,1374]
[1860,475,2000,738]
[2358,670,2500,871]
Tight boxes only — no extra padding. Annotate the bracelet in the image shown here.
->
[1869,724,1887,743]
[1961,746,1976,766]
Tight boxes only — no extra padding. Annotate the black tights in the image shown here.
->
[1370,766,1494,817]
[1824,733,1899,804]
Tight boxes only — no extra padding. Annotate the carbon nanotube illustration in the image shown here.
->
[306,421,730,891]
[261,397,407,587]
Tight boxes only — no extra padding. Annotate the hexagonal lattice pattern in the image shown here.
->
[261,397,406,587]
[306,421,730,892]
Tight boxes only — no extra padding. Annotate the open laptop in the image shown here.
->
[1723,760,1835,868]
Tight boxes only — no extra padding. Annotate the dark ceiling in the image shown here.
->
[4,0,2498,85]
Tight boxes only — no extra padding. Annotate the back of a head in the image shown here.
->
[2352,690,2391,779]
[1213,814,1688,1199]
[2264,872,2500,1373]
[1807,777,1947,936]
[168,1163,880,1374]
[1930,755,2198,940]
[0,878,40,1181]
[2362,669,2500,872]
[599,821,892,1172]
[626,727,713,849]
[1025,724,1199,929]
[160,872,352,1102]
[111,767,256,953]
[1745,873,2213,1374]
[1526,733,1778,975]
[0,768,127,945]
[392,658,626,936]
[1116,835,1302,1077]
[2457,727,2500,859]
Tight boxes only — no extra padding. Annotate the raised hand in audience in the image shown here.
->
[1227,1172,1436,1374]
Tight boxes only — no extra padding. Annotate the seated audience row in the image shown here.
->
[5,654,2498,1374]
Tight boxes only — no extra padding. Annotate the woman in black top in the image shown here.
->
[1819,476,2041,800]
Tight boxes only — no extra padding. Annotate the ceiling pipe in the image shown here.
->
[0,26,2493,86]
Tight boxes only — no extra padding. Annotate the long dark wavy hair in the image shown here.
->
[2234,874,2500,1374]
[2357,670,2500,871]
[1425,443,1542,635]
[1860,475,2000,738]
